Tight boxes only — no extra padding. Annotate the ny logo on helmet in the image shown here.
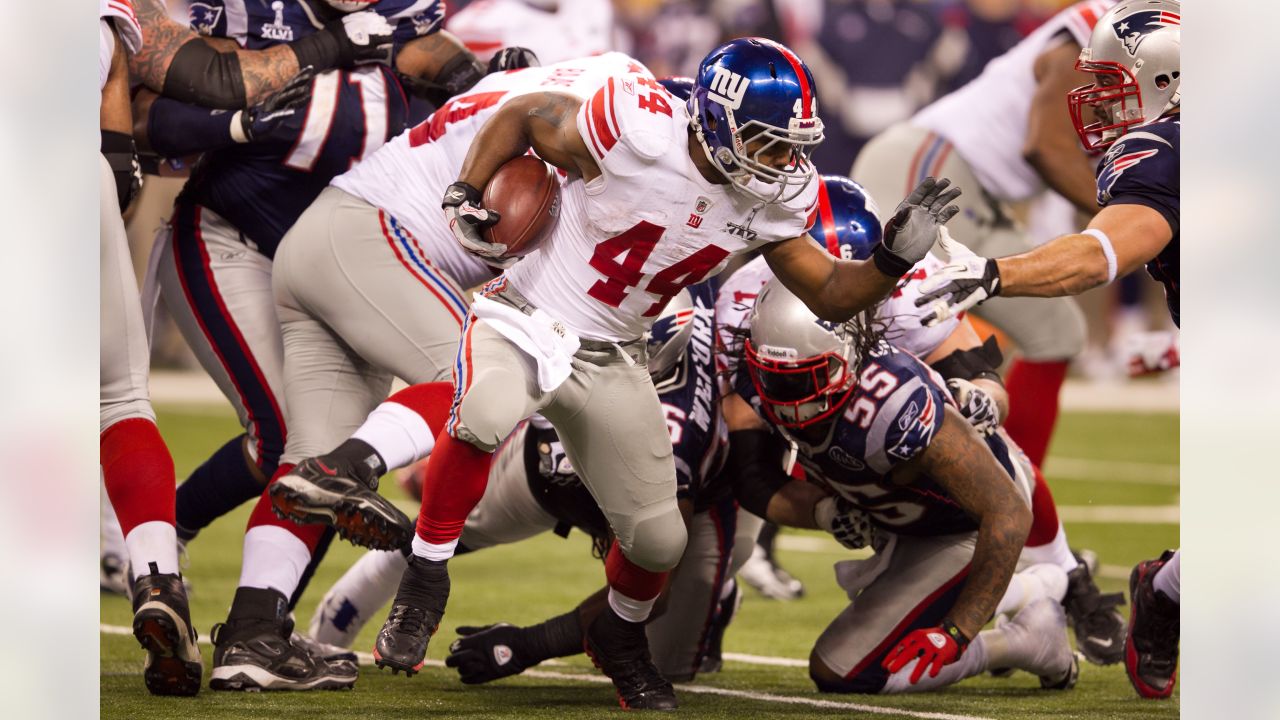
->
[708,67,751,111]
[1111,9,1180,56]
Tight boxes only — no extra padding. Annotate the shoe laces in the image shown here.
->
[388,604,435,638]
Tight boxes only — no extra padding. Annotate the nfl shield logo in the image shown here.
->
[695,197,712,214]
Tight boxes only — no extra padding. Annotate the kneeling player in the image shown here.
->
[736,280,1077,693]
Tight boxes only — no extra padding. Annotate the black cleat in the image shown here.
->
[210,587,357,691]
[132,565,203,696]
[1124,550,1179,699]
[1062,551,1127,665]
[585,608,678,711]
[374,557,449,676]
[697,579,742,675]
[269,456,413,551]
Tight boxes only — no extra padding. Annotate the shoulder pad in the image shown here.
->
[577,74,678,170]
[102,0,143,54]
[859,353,947,475]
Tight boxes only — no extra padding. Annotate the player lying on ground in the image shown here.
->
[269,37,962,710]
[733,279,1078,693]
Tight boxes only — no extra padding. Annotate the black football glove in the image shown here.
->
[873,177,962,277]
[446,623,536,684]
[238,66,315,143]
[101,130,142,211]
[487,47,540,73]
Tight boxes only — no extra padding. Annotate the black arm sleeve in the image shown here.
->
[930,335,1005,385]
[725,429,792,519]
[101,130,141,211]
[162,39,247,109]
[397,51,484,107]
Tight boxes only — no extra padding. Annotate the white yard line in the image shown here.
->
[1056,505,1179,524]
[101,624,993,720]
[1044,457,1179,486]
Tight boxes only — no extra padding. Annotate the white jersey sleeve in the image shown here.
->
[100,0,143,90]
[877,253,959,359]
[714,256,773,394]
[576,73,681,182]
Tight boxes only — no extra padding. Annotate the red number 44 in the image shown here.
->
[587,222,728,316]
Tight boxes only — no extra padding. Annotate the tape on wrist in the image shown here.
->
[1082,228,1117,283]
[229,111,247,143]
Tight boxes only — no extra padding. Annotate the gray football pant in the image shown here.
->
[272,186,467,464]
[852,122,1085,360]
[100,154,155,432]
[450,301,686,572]
[462,426,740,678]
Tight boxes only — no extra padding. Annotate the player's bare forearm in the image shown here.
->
[919,407,1030,639]
[763,236,898,322]
[1024,41,1100,215]
[101,33,133,135]
[395,30,470,80]
[236,45,302,105]
[764,481,828,530]
[458,93,598,187]
[130,0,193,93]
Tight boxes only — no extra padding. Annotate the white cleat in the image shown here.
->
[997,598,1079,690]
[738,545,804,601]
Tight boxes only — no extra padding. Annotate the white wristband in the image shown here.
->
[229,111,247,143]
[1082,228,1117,283]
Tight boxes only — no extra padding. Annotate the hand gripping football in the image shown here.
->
[481,155,561,259]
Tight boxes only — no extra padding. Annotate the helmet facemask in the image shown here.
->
[1068,56,1147,151]
[692,98,822,204]
[745,336,856,429]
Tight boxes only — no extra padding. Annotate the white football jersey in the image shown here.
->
[100,0,143,90]
[507,73,820,341]
[447,0,613,66]
[715,252,959,394]
[334,52,647,291]
[911,1,1114,202]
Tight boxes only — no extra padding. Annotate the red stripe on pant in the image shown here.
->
[101,418,176,536]
[245,463,326,551]
[1025,463,1062,548]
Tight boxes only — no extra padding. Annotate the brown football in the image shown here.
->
[481,155,561,259]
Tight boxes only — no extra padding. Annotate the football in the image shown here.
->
[481,155,561,259]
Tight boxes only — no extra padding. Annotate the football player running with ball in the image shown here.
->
[275,37,961,710]
[916,0,1180,700]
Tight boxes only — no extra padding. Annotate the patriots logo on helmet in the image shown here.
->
[188,2,223,35]
[1112,10,1181,56]
[1097,144,1160,201]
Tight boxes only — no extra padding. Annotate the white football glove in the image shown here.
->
[945,378,1001,436]
[338,11,395,65]
[442,182,515,270]
[914,227,1000,327]
[813,496,876,550]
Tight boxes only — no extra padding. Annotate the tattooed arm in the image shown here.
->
[913,405,1031,640]
[130,0,301,107]
[456,91,600,189]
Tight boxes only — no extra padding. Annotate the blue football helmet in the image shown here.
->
[689,38,824,203]
[807,176,883,260]
[658,76,694,103]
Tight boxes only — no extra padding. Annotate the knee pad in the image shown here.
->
[452,368,529,452]
[621,507,688,572]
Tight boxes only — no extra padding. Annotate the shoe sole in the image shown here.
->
[209,664,356,691]
[1124,561,1177,699]
[372,646,425,677]
[133,603,202,697]
[1039,652,1080,691]
[584,636,678,711]
[269,475,413,551]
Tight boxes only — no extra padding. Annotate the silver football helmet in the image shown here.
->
[1068,0,1180,150]
[745,279,859,428]
[645,289,697,384]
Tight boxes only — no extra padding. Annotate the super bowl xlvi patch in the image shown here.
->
[261,0,294,41]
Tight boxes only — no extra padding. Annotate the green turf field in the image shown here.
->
[101,405,1179,719]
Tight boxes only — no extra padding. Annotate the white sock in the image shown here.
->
[411,534,458,561]
[996,563,1069,618]
[352,400,436,470]
[1152,549,1180,603]
[100,474,126,559]
[1019,523,1078,573]
[311,549,409,647]
[238,525,312,596]
[882,635,989,693]
[608,587,657,623]
[719,577,737,602]
[125,521,180,579]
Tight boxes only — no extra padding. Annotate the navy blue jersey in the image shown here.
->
[180,0,439,255]
[1096,116,1180,325]
[189,0,441,54]
[742,345,1021,537]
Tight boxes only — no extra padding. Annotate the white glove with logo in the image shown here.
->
[945,378,1001,436]
[814,495,876,550]
[442,182,516,270]
[915,227,1000,327]
[338,11,395,65]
